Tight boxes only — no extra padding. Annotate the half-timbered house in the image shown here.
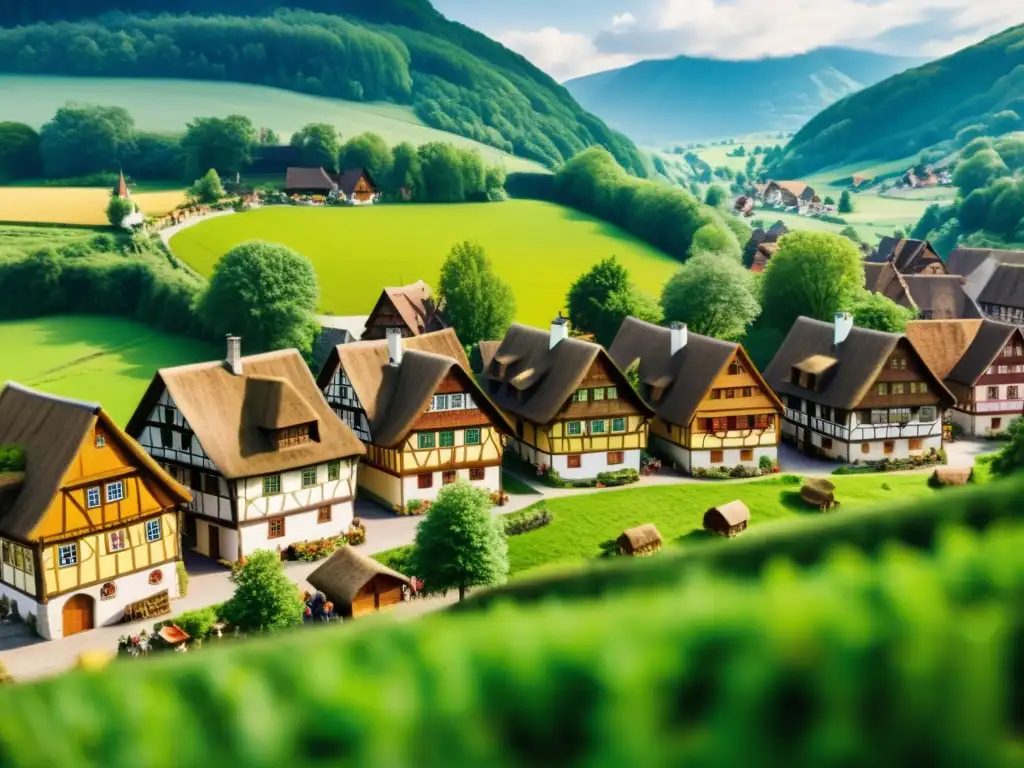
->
[0,384,190,640]
[866,237,946,274]
[609,318,784,473]
[361,281,447,340]
[336,168,379,205]
[863,261,981,320]
[478,318,653,480]
[126,338,365,562]
[764,313,954,461]
[318,328,512,509]
[906,319,1024,436]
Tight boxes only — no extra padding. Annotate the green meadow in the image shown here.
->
[170,200,683,326]
[0,315,219,424]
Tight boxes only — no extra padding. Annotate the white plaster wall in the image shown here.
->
[651,435,692,472]
[239,501,355,558]
[551,449,641,480]
[402,466,501,503]
[953,407,1022,436]
[689,446,776,472]
[0,582,40,630]
[238,459,356,522]
[196,519,240,561]
[849,434,943,462]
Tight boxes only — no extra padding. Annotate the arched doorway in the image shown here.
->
[62,594,95,637]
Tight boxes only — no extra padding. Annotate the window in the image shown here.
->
[740,449,754,461]
[606,387,618,400]
[417,473,433,489]
[710,450,724,464]
[263,475,281,496]
[728,361,746,375]
[821,438,833,450]
[462,428,481,446]
[861,443,870,454]
[1009,386,1020,400]
[443,471,457,485]
[301,467,317,488]
[567,455,582,469]
[148,569,164,585]
[317,507,332,524]
[146,519,162,542]
[275,425,311,448]
[884,441,895,455]
[418,433,436,450]
[95,433,106,448]
[572,389,589,403]
[891,383,905,395]
[1005,346,1014,357]
[592,388,605,401]
[470,467,486,481]
[999,365,1010,374]
[58,544,77,568]
[876,383,889,396]
[743,387,753,398]
[611,417,626,433]
[432,394,449,411]
[710,389,723,400]
[754,414,773,429]
[988,387,1000,400]
[725,389,736,399]
[889,408,911,424]
[607,451,625,465]
[918,406,937,423]
[909,439,923,451]
[268,517,285,539]
[328,461,341,481]
[439,431,455,448]
[86,486,101,509]
[992,418,1003,430]
[204,474,219,496]
[107,530,127,553]
[450,393,464,410]
[566,421,583,436]
[181,430,193,452]
[100,582,116,600]
[711,417,727,433]
[105,481,125,504]
[590,420,606,434]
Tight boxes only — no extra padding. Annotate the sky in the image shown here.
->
[432,0,1022,81]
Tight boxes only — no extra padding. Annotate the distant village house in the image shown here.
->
[284,167,380,205]
[361,281,447,341]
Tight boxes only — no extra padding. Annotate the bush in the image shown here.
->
[373,545,416,576]
[155,605,223,643]
[596,468,640,487]
[758,455,774,472]
[288,536,346,562]
[397,499,431,516]
[502,506,554,536]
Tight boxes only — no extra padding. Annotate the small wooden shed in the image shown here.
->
[800,478,838,511]
[930,467,972,487]
[703,501,750,537]
[307,545,411,618]
[617,524,663,556]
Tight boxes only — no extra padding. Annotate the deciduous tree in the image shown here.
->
[851,291,917,333]
[289,123,340,172]
[954,149,1010,196]
[180,115,257,178]
[704,184,727,208]
[221,550,304,633]
[567,256,661,347]
[188,169,225,204]
[437,241,515,346]
[339,132,392,180]
[39,104,135,178]
[410,482,509,601]
[0,121,42,181]
[105,195,134,227]
[660,252,760,340]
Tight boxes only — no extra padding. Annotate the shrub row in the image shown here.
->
[0,517,1020,765]
[502,506,553,537]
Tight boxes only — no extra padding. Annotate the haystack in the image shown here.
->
[703,501,750,537]
[930,467,972,487]
[616,524,663,556]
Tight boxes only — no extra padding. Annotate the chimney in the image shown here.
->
[670,322,688,356]
[550,313,569,349]
[834,312,854,346]
[386,327,403,367]
[225,335,243,376]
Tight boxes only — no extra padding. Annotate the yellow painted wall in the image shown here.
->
[544,416,647,454]
[401,427,503,472]
[358,464,403,507]
[42,511,179,597]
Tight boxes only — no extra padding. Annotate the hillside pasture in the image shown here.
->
[0,75,546,174]
[0,315,219,424]
[170,201,682,326]
[0,187,186,226]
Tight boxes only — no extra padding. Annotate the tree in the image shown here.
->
[261,128,281,146]
[994,137,1024,171]
[839,225,862,244]
[761,231,864,331]
[339,132,392,180]
[39,104,135,178]
[988,109,1022,136]
[991,418,1024,475]
[437,242,515,346]
[838,190,854,213]
[567,256,660,347]
[417,142,466,202]
[188,169,225,204]
[200,242,320,356]
[105,195,134,228]
[410,482,508,601]
[221,550,304,633]
[824,195,836,206]
[180,115,257,178]
[704,184,727,208]
[659,252,760,340]
[954,149,1010,196]
[289,123,340,172]
[954,124,987,148]
[388,141,423,198]
[893,229,907,240]
[960,136,993,161]
[690,221,741,261]
[850,291,917,333]
[911,204,944,239]
[0,122,42,181]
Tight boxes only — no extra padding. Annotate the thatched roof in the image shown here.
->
[900,276,981,320]
[318,329,512,448]
[618,524,662,550]
[906,319,1019,387]
[127,349,365,480]
[363,281,446,339]
[804,478,835,494]
[480,323,652,425]
[0,383,190,541]
[932,468,972,486]
[707,500,750,526]
[608,317,781,428]
[307,545,411,605]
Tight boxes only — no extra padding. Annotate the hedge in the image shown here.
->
[0,517,1019,766]
[457,473,1024,612]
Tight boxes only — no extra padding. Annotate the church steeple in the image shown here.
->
[113,170,129,199]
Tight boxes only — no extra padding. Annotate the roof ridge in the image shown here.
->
[1,381,100,413]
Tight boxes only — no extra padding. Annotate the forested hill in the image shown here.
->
[0,0,647,175]
[565,48,921,145]
[772,24,1024,177]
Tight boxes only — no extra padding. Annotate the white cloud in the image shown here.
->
[610,12,637,32]
[495,27,638,81]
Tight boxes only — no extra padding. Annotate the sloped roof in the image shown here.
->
[707,500,750,526]
[481,323,652,425]
[764,317,954,410]
[0,383,190,541]
[285,167,336,191]
[609,317,779,427]
[127,350,365,480]
[978,264,1024,309]
[946,247,1024,278]
[308,544,410,606]
[900,275,981,319]
[946,321,1020,386]
[774,181,810,197]
[617,524,662,551]
[335,168,377,196]
[320,329,512,448]
[364,281,446,339]
[904,320,984,380]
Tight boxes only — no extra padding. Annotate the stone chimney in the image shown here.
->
[225,335,242,376]
[387,327,403,367]
[834,312,854,346]
[550,313,569,349]
[670,322,688,356]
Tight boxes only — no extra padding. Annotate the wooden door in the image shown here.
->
[62,594,95,637]
[208,524,220,560]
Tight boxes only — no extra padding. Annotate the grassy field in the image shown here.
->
[0,75,545,174]
[170,201,682,326]
[0,224,97,256]
[0,187,186,226]
[506,474,938,575]
[0,315,219,424]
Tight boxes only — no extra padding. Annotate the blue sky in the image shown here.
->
[432,0,1021,81]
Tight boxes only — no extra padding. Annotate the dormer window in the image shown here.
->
[95,432,106,448]
[273,423,316,449]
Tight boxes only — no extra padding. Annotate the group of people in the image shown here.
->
[302,591,337,623]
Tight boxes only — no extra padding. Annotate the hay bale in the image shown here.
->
[617,524,663,556]
[931,468,972,487]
